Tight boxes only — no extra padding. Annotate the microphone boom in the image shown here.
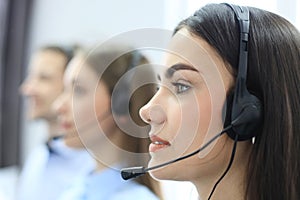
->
[120,125,232,180]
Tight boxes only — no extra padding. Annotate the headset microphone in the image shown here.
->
[121,125,232,180]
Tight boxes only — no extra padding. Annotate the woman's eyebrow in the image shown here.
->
[165,63,199,79]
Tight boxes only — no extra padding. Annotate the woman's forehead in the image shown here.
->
[155,29,222,78]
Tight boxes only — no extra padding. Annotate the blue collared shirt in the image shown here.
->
[16,139,96,200]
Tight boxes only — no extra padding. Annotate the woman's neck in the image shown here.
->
[91,128,124,172]
[193,142,251,200]
[47,120,62,140]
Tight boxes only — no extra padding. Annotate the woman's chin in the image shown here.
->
[148,159,176,181]
[64,136,84,149]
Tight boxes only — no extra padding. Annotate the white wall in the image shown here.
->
[27,0,167,52]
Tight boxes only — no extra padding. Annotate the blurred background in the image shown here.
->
[0,0,299,199]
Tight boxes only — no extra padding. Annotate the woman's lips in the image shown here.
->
[149,135,171,152]
[60,121,73,130]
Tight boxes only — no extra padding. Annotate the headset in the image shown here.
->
[223,3,262,141]
[111,51,143,115]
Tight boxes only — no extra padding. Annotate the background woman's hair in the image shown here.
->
[83,44,163,199]
[175,4,300,200]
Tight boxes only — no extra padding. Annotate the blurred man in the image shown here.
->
[17,45,95,200]
[20,46,69,137]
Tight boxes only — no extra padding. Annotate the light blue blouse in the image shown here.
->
[58,167,160,200]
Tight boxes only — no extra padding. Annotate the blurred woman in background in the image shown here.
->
[55,44,163,199]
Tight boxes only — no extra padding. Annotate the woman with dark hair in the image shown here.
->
[54,44,162,199]
[139,3,300,200]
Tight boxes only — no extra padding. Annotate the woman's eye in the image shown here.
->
[172,82,191,94]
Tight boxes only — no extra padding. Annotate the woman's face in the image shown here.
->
[139,29,234,181]
[54,55,113,149]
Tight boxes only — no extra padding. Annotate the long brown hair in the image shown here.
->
[84,44,163,199]
[175,4,300,200]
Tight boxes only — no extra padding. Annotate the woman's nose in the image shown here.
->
[52,93,67,115]
[139,97,166,125]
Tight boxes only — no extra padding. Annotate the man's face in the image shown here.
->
[20,50,67,121]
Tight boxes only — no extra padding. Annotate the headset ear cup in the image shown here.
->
[224,91,263,141]
[231,93,263,141]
